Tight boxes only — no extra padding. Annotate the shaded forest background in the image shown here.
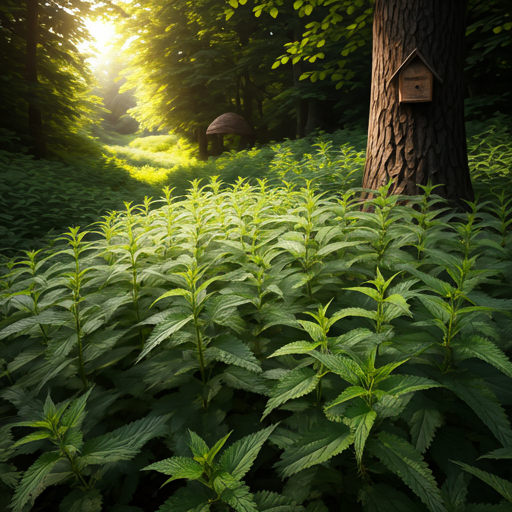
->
[1,0,510,158]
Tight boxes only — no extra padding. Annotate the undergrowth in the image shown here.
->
[0,150,158,255]
[0,176,511,511]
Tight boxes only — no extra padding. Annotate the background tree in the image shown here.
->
[0,0,102,157]
[361,0,473,204]
[238,0,511,204]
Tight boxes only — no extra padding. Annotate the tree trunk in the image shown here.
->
[362,0,473,206]
[26,0,46,159]
[242,71,254,127]
[196,126,208,161]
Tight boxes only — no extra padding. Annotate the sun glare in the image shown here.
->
[82,19,116,67]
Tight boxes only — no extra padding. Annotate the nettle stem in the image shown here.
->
[72,254,88,390]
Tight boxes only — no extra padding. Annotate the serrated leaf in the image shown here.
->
[10,451,61,512]
[188,431,209,459]
[325,385,369,408]
[310,351,364,385]
[347,401,377,465]
[297,320,325,343]
[59,488,102,512]
[442,375,512,447]
[206,432,232,465]
[377,375,441,397]
[275,423,352,478]
[253,490,303,511]
[60,387,94,429]
[137,313,193,362]
[143,456,204,484]
[219,424,277,480]
[410,407,444,453]
[0,310,72,340]
[316,241,361,258]
[454,461,512,502]
[221,484,257,512]
[270,340,322,357]
[372,359,411,384]
[345,286,381,302]
[329,307,377,323]
[13,430,53,448]
[405,267,454,296]
[367,431,447,512]
[80,415,170,465]
[453,336,512,378]
[156,485,211,512]
[206,335,261,373]
[479,446,512,460]
[358,483,422,512]
[263,367,319,419]
[220,366,270,395]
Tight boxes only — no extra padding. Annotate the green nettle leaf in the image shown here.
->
[453,461,512,502]
[219,424,278,480]
[188,431,209,460]
[479,446,512,460]
[262,367,320,419]
[206,431,232,465]
[10,451,62,512]
[143,456,204,485]
[59,488,103,512]
[297,320,325,343]
[0,310,73,340]
[358,483,423,512]
[221,483,258,512]
[275,423,353,478]
[409,407,444,453]
[253,490,303,511]
[156,485,211,512]
[137,313,193,362]
[60,387,94,429]
[452,336,512,378]
[377,375,441,397]
[442,375,512,447]
[367,432,447,512]
[13,430,53,448]
[310,351,364,385]
[326,385,369,408]
[221,366,270,395]
[206,335,261,373]
[347,401,377,465]
[269,340,322,357]
[80,415,170,465]
[329,307,378,323]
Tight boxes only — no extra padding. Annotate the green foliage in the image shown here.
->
[0,150,158,254]
[0,124,511,511]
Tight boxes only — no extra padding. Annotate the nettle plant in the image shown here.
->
[0,179,511,512]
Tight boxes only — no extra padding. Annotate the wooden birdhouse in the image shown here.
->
[389,49,443,103]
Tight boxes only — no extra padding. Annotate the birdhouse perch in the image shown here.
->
[389,49,443,103]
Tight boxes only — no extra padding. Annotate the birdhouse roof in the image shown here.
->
[206,113,256,135]
[389,48,443,84]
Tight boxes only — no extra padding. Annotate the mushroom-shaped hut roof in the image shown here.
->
[206,113,256,136]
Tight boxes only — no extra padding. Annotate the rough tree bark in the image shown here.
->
[362,0,474,205]
[26,0,46,159]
